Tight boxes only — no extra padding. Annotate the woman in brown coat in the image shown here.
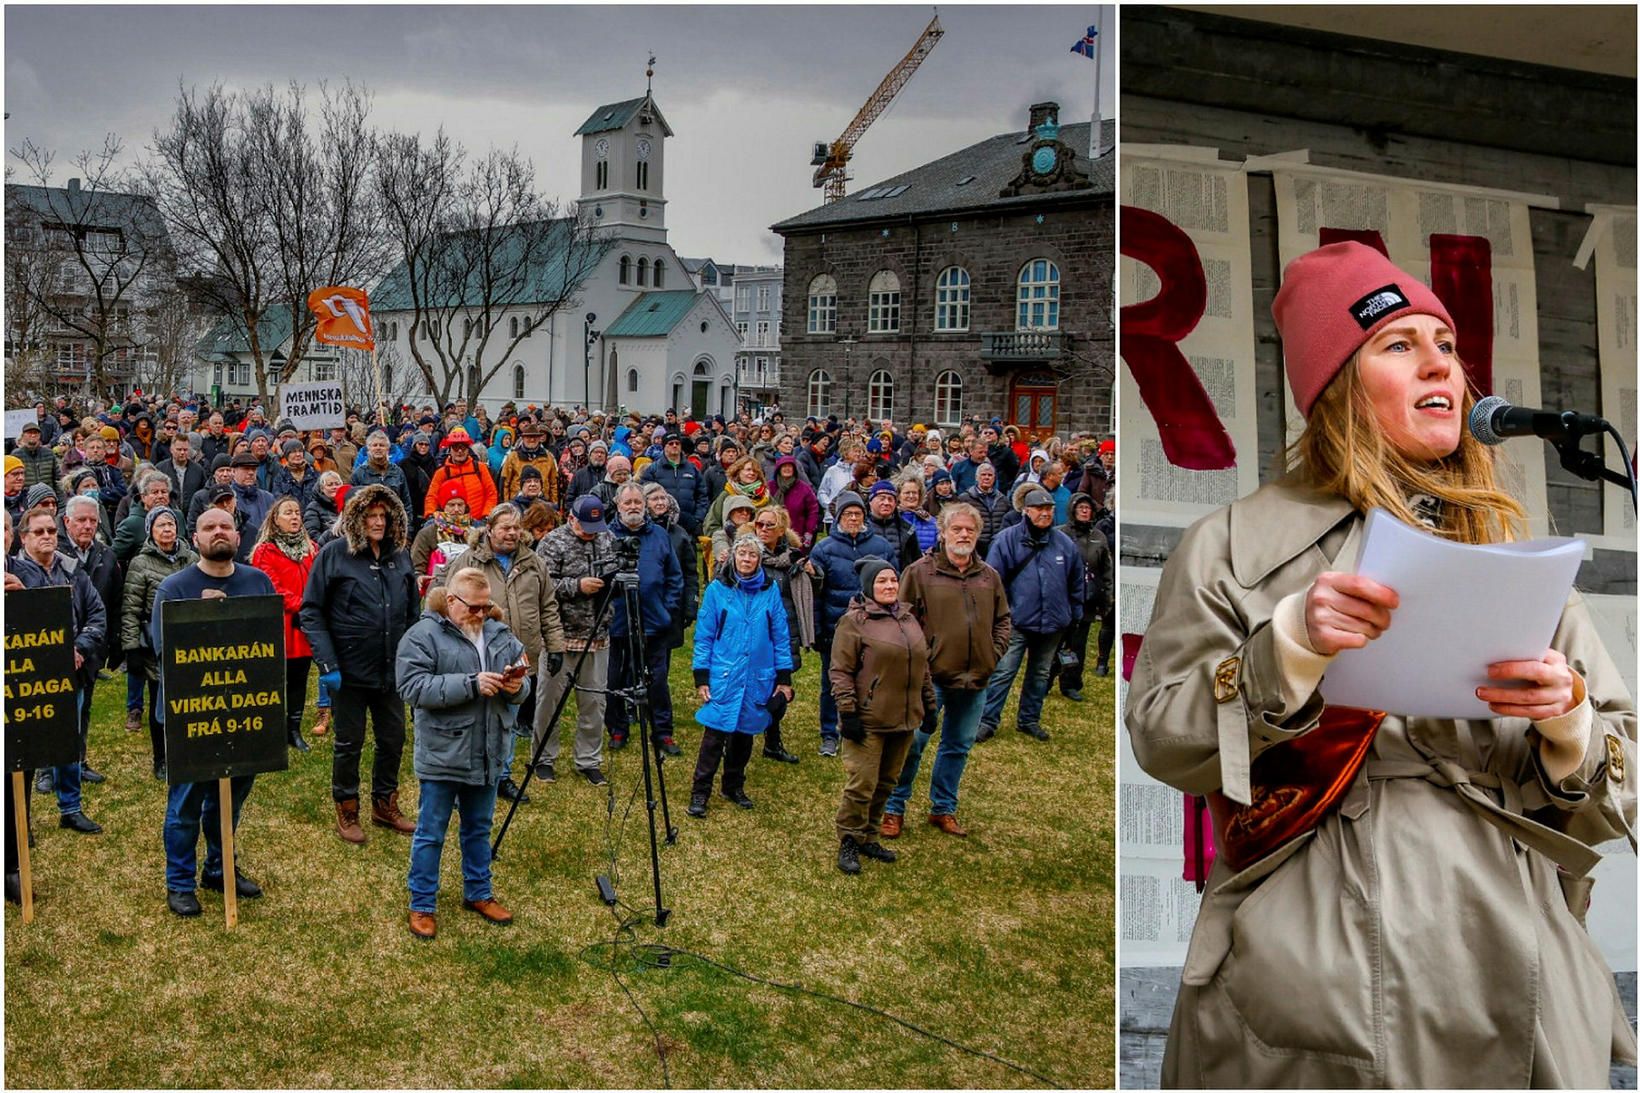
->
[828,557,936,875]
[1126,242,1636,1087]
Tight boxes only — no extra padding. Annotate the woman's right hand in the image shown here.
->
[696,685,711,703]
[1302,572,1399,656]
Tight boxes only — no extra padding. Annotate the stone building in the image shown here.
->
[771,104,1113,439]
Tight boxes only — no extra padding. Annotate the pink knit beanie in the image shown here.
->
[1272,242,1454,417]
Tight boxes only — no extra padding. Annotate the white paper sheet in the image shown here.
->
[1320,510,1583,717]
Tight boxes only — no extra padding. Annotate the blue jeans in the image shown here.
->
[164,775,256,892]
[53,690,89,815]
[317,677,332,709]
[887,685,986,817]
[407,779,498,913]
[127,668,150,712]
[981,629,1066,731]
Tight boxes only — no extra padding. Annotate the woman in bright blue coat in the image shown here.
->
[687,533,794,818]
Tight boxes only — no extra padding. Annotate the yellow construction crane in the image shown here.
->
[811,13,945,203]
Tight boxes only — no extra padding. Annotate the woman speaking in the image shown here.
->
[1126,242,1636,1088]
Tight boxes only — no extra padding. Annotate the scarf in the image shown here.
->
[733,479,769,504]
[735,566,767,594]
[271,526,313,563]
[432,511,472,542]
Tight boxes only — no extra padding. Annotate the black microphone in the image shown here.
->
[1469,395,1608,446]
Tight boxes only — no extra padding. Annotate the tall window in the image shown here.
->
[755,320,770,347]
[934,370,963,426]
[636,161,649,190]
[807,274,837,334]
[757,286,771,311]
[868,270,901,333]
[596,161,608,189]
[619,255,630,285]
[637,257,649,287]
[868,369,894,419]
[736,284,754,313]
[807,368,832,418]
[513,364,525,399]
[653,260,665,288]
[1017,258,1061,330]
[935,266,971,332]
[628,368,640,393]
[737,321,749,341]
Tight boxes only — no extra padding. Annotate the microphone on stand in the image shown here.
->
[1468,395,1607,446]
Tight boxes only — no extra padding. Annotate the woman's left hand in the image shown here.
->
[775,684,794,701]
[1477,649,1579,720]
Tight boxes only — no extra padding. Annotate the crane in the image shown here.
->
[811,13,944,203]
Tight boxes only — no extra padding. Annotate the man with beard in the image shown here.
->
[567,440,608,502]
[884,503,1011,838]
[604,483,684,754]
[149,507,277,915]
[14,420,60,494]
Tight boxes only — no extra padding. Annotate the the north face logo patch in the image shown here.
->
[1348,284,1411,329]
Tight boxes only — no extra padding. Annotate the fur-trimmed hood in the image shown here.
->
[339,482,409,554]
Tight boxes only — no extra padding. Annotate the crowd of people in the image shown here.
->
[4,390,1113,932]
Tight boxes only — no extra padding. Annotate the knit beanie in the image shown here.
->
[833,490,866,520]
[24,483,55,509]
[855,556,896,596]
[868,479,898,501]
[144,505,177,541]
[1272,241,1454,417]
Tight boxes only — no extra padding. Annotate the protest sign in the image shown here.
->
[5,586,82,772]
[160,595,288,785]
[279,382,346,431]
[4,409,40,441]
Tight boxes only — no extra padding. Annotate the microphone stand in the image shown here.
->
[1547,421,1639,513]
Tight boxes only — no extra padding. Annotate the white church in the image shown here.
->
[369,91,741,418]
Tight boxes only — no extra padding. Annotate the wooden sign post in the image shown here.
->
[4,587,81,924]
[159,595,287,928]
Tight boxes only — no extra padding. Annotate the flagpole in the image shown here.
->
[1091,6,1105,161]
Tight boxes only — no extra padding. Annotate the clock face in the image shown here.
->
[595,138,610,159]
[635,138,652,162]
[1032,145,1058,175]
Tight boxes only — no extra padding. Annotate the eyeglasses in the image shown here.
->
[26,527,57,537]
[753,520,779,529]
[452,594,494,611]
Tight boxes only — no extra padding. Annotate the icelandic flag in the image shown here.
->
[1071,25,1098,59]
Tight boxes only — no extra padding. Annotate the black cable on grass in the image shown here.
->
[578,936,1065,1090]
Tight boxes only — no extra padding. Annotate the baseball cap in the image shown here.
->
[572,495,609,532]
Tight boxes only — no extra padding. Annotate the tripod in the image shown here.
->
[491,564,677,926]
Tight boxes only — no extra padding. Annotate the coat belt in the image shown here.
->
[1364,757,1602,877]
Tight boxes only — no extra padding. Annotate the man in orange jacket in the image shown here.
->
[423,428,498,519]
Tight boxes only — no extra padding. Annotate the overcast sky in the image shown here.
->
[5,4,1112,263]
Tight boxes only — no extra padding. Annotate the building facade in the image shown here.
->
[772,104,1114,439]
[369,92,739,416]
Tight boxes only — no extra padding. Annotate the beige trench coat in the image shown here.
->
[1127,479,1637,1088]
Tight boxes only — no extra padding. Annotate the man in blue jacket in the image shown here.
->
[639,431,708,536]
[804,491,893,757]
[978,485,1084,742]
[605,482,684,754]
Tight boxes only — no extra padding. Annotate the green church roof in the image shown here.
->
[603,291,701,337]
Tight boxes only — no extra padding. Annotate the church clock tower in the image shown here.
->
[576,87,672,245]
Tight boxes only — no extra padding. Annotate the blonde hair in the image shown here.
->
[1287,356,1525,544]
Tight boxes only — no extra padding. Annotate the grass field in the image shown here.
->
[4,633,1115,1089]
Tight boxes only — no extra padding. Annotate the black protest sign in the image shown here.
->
[160,595,288,784]
[4,586,81,772]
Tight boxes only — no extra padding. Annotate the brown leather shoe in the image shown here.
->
[372,791,416,835]
[312,708,330,736]
[880,813,904,839]
[463,898,513,925]
[125,707,142,733]
[335,799,366,844]
[408,911,437,940]
[928,813,968,837]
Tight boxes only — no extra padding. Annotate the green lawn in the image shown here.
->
[5,635,1115,1089]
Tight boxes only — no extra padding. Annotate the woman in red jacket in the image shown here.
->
[251,495,318,754]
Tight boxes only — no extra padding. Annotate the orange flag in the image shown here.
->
[306,285,375,351]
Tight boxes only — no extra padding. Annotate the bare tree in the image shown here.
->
[7,135,172,397]
[376,131,611,406]
[339,340,423,415]
[144,81,386,405]
[136,279,212,398]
